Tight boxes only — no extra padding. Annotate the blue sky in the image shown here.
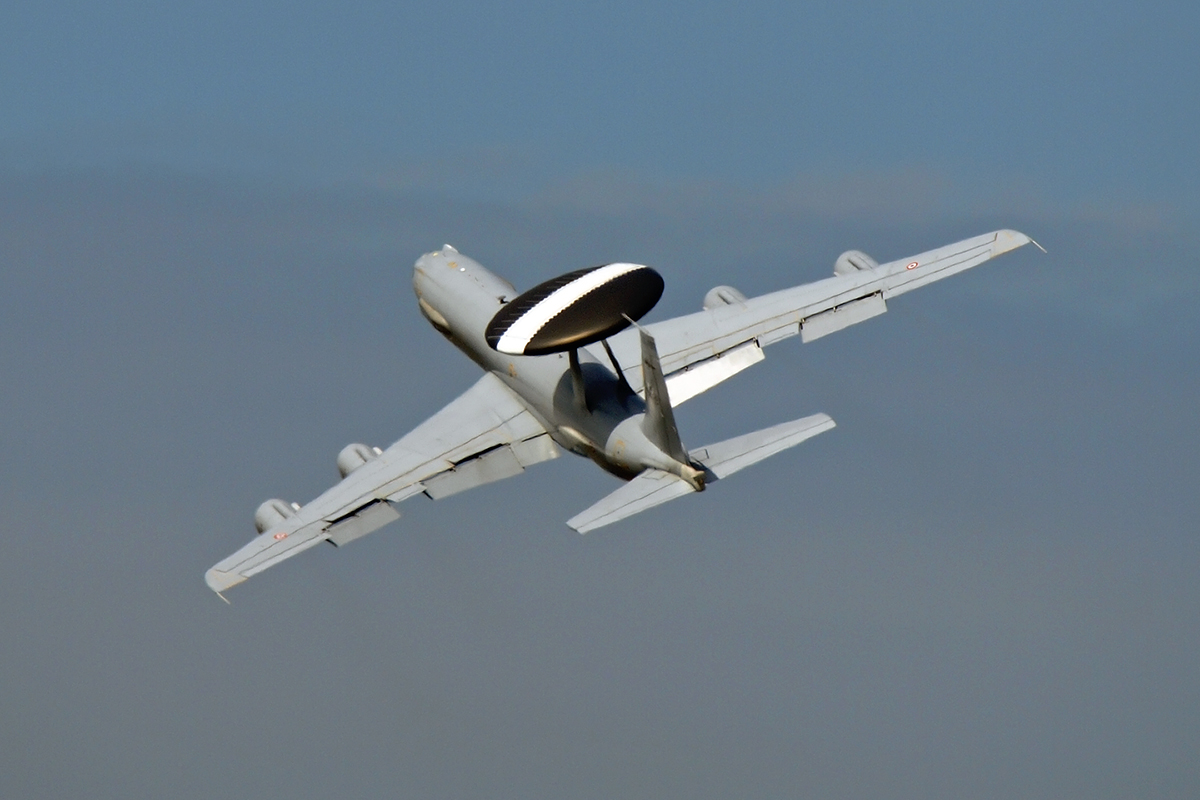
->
[1,3,1198,798]
[4,1,1197,204]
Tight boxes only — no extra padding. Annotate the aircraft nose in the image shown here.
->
[412,246,458,297]
[412,254,436,298]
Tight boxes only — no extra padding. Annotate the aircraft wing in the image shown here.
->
[603,229,1036,404]
[205,372,558,593]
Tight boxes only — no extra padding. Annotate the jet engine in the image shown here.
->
[703,285,748,310]
[337,443,383,478]
[254,498,297,534]
[833,250,878,276]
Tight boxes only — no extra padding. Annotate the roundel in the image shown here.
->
[485,263,664,356]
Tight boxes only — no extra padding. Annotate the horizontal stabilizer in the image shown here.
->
[692,412,835,480]
[567,469,695,533]
[566,412,835,534]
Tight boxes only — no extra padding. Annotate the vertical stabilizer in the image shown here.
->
[639,329,687,463]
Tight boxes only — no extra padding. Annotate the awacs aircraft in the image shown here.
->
[206,229,1039,595]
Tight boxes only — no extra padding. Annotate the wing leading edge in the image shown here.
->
[205,372,558,593]
[605,229,1036,402]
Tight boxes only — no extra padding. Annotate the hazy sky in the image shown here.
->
[2,3,1198,799]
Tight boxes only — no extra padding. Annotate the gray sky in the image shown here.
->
[1,3,1198,798]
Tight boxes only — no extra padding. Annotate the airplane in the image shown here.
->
[205,229,1040,596]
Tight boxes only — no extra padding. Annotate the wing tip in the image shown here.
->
[993,229,1040,256]
[205,567,246,594]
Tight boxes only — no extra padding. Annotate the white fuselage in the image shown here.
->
[412,248,689,480]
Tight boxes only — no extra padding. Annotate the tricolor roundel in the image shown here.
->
[485,263,664,356]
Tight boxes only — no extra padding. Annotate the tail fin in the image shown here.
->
[639,329,687,463]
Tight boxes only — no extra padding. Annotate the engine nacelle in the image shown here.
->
[337,443,382,478]
[703,285,748,310]
[254,498,297,534]
[834,250,878,276]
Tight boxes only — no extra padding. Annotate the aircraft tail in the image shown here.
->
[638,329,687,463]
[567,412,835,533]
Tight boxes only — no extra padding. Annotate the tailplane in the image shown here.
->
[567,412,835,533]
[691,413,834,480]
